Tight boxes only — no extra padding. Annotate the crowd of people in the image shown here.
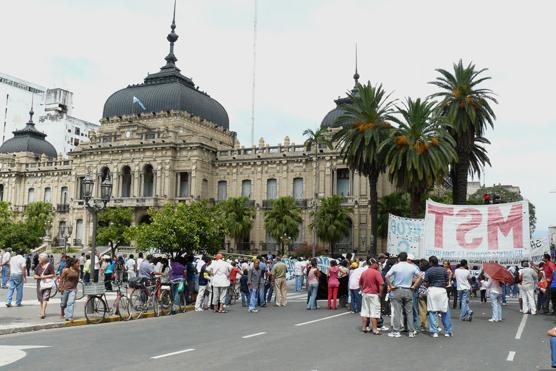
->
[2,248,556,337]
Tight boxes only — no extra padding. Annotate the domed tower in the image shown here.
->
[0,108,57,158]
[320,62,360,129]
[102,1,229,129]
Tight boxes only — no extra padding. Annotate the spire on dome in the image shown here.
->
[353,42,359,84]
[26,94,36,128]
[161,0,179,70]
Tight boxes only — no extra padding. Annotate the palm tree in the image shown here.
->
[381,98,457,217]
[303,127,333,257]
[311,196,351,256]
[333,81,395,256]
[429,60,497,204]
[221,197,255,252]
[264,196,302,256]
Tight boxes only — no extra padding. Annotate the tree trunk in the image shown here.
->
[452,151,471,205]
[330,241,334,258]
[410,190,422,218]
[369,171,379,257]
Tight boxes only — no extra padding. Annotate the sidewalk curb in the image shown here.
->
[0,304,195,336]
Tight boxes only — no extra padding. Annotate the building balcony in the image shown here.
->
[110,197,162,208]
[56,204,70,212]
[295,199,308,208]
[244,199,255,208]
[262,199,274,209]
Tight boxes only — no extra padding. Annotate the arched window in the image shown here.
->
[28,188,35,203]
[121,166,132,197]
[60,186,68,204]
[44,187,52,203]
[143,164,154,197]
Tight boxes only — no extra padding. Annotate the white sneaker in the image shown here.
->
[488,318,495,322]
[194,308,203,312]
[380,326,389,331]
[388,332,401,338]
[432,333,439,338]
[366,326,371,332]
[445,333,452,337]
[408,332,415,338]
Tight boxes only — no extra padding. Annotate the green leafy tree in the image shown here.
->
[97,208,134,258]
[264,197,302,256]
[130,201,225,257]
[430,60,497,204]
[381,98,457,217]
[311,196,351,256]
[221,197,255,251]
[23,201,53,235]
[0,202,52,253]
[377,192,411,239]
[0,202,13,248]
[333,81,395,256]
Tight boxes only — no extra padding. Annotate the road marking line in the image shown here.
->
[151,348,195,360]
[506,351,515,362]
[515,314,528,340]
[242,332,266,339]
[295,312,350,326]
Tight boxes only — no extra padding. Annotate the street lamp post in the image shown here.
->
[82,173,112,283]
[280,233,292,256]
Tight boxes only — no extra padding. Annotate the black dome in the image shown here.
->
[102,7,229,129]
[0,111,57,158]
[321,96,351,129]
[103,71,229,129]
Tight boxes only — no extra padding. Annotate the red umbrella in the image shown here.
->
[483,263,515,284]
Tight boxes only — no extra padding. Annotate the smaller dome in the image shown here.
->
[321,96,352,129]
[0,110,57,158]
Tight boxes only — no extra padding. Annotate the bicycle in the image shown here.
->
[129,276,162,319]
[51,277,85,300]
[84,281,132,324]
[160,280,187,313]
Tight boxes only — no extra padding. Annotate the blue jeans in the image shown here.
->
[6,274,23,305]
[266,285,274,303]
[1,265,9,287]
[258,286,266,305]
[412,290,420,330]
[350,289,361,313]
[241,291,249,306]
[171,279,184,311]
[428,307,453,335]
[501,284,507,303]
[64,290,76,320]
[491,292,502,321]
[248,288,258,311]
[458,290,472,320]
[551,337,556,367]
[307,283,318,310]
[295,275,302,291]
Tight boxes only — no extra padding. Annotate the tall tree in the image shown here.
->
[221,197,255,251]
[97,208,134,258]
[333,81,395,256]
[23,201,53,234]
[264,197,302,256]
[430,60,497,204]
[303,127,333,257]
[381,98,457,217]
[311,196,351,256]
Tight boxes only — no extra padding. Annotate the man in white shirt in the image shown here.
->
[349,262,366,313]
[1,249,11,288]
[519,261,538,315]
[5,250,26,307]
[294,258,305,292]
[207,253,231,313]
[126,254,137,280]
[454,259,473,322]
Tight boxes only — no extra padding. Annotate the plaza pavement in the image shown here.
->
[0,286,554,371]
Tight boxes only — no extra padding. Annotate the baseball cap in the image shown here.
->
[351,262,359,269]
[407,253,415,261]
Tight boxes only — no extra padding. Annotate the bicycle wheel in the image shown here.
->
[51,280,59,298]
[84,296,107,324]
[75,280,85,300]
[118,295,132,321]
[129,288,147,314]
[151,296,160,317]
[160,289,172,310]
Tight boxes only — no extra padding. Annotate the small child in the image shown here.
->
[240,269,249,307]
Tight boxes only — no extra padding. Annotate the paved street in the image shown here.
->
[0,288,553,371]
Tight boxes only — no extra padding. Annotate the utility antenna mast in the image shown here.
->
[250,0,258,146]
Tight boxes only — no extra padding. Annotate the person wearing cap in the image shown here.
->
[359,258,384,334]
[454,259,473,321]
[348,261,365,313]
[385,251,421,338]
[207,253,231,313]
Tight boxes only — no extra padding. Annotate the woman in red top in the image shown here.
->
[327,260,340,309]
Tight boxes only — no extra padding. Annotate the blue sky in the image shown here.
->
[1,0,555,233]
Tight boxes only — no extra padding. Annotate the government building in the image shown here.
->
[0,12,393,255]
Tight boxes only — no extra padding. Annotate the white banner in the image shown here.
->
[529,238,549,263]
[423,200,531,263]
[387,214,424,257]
